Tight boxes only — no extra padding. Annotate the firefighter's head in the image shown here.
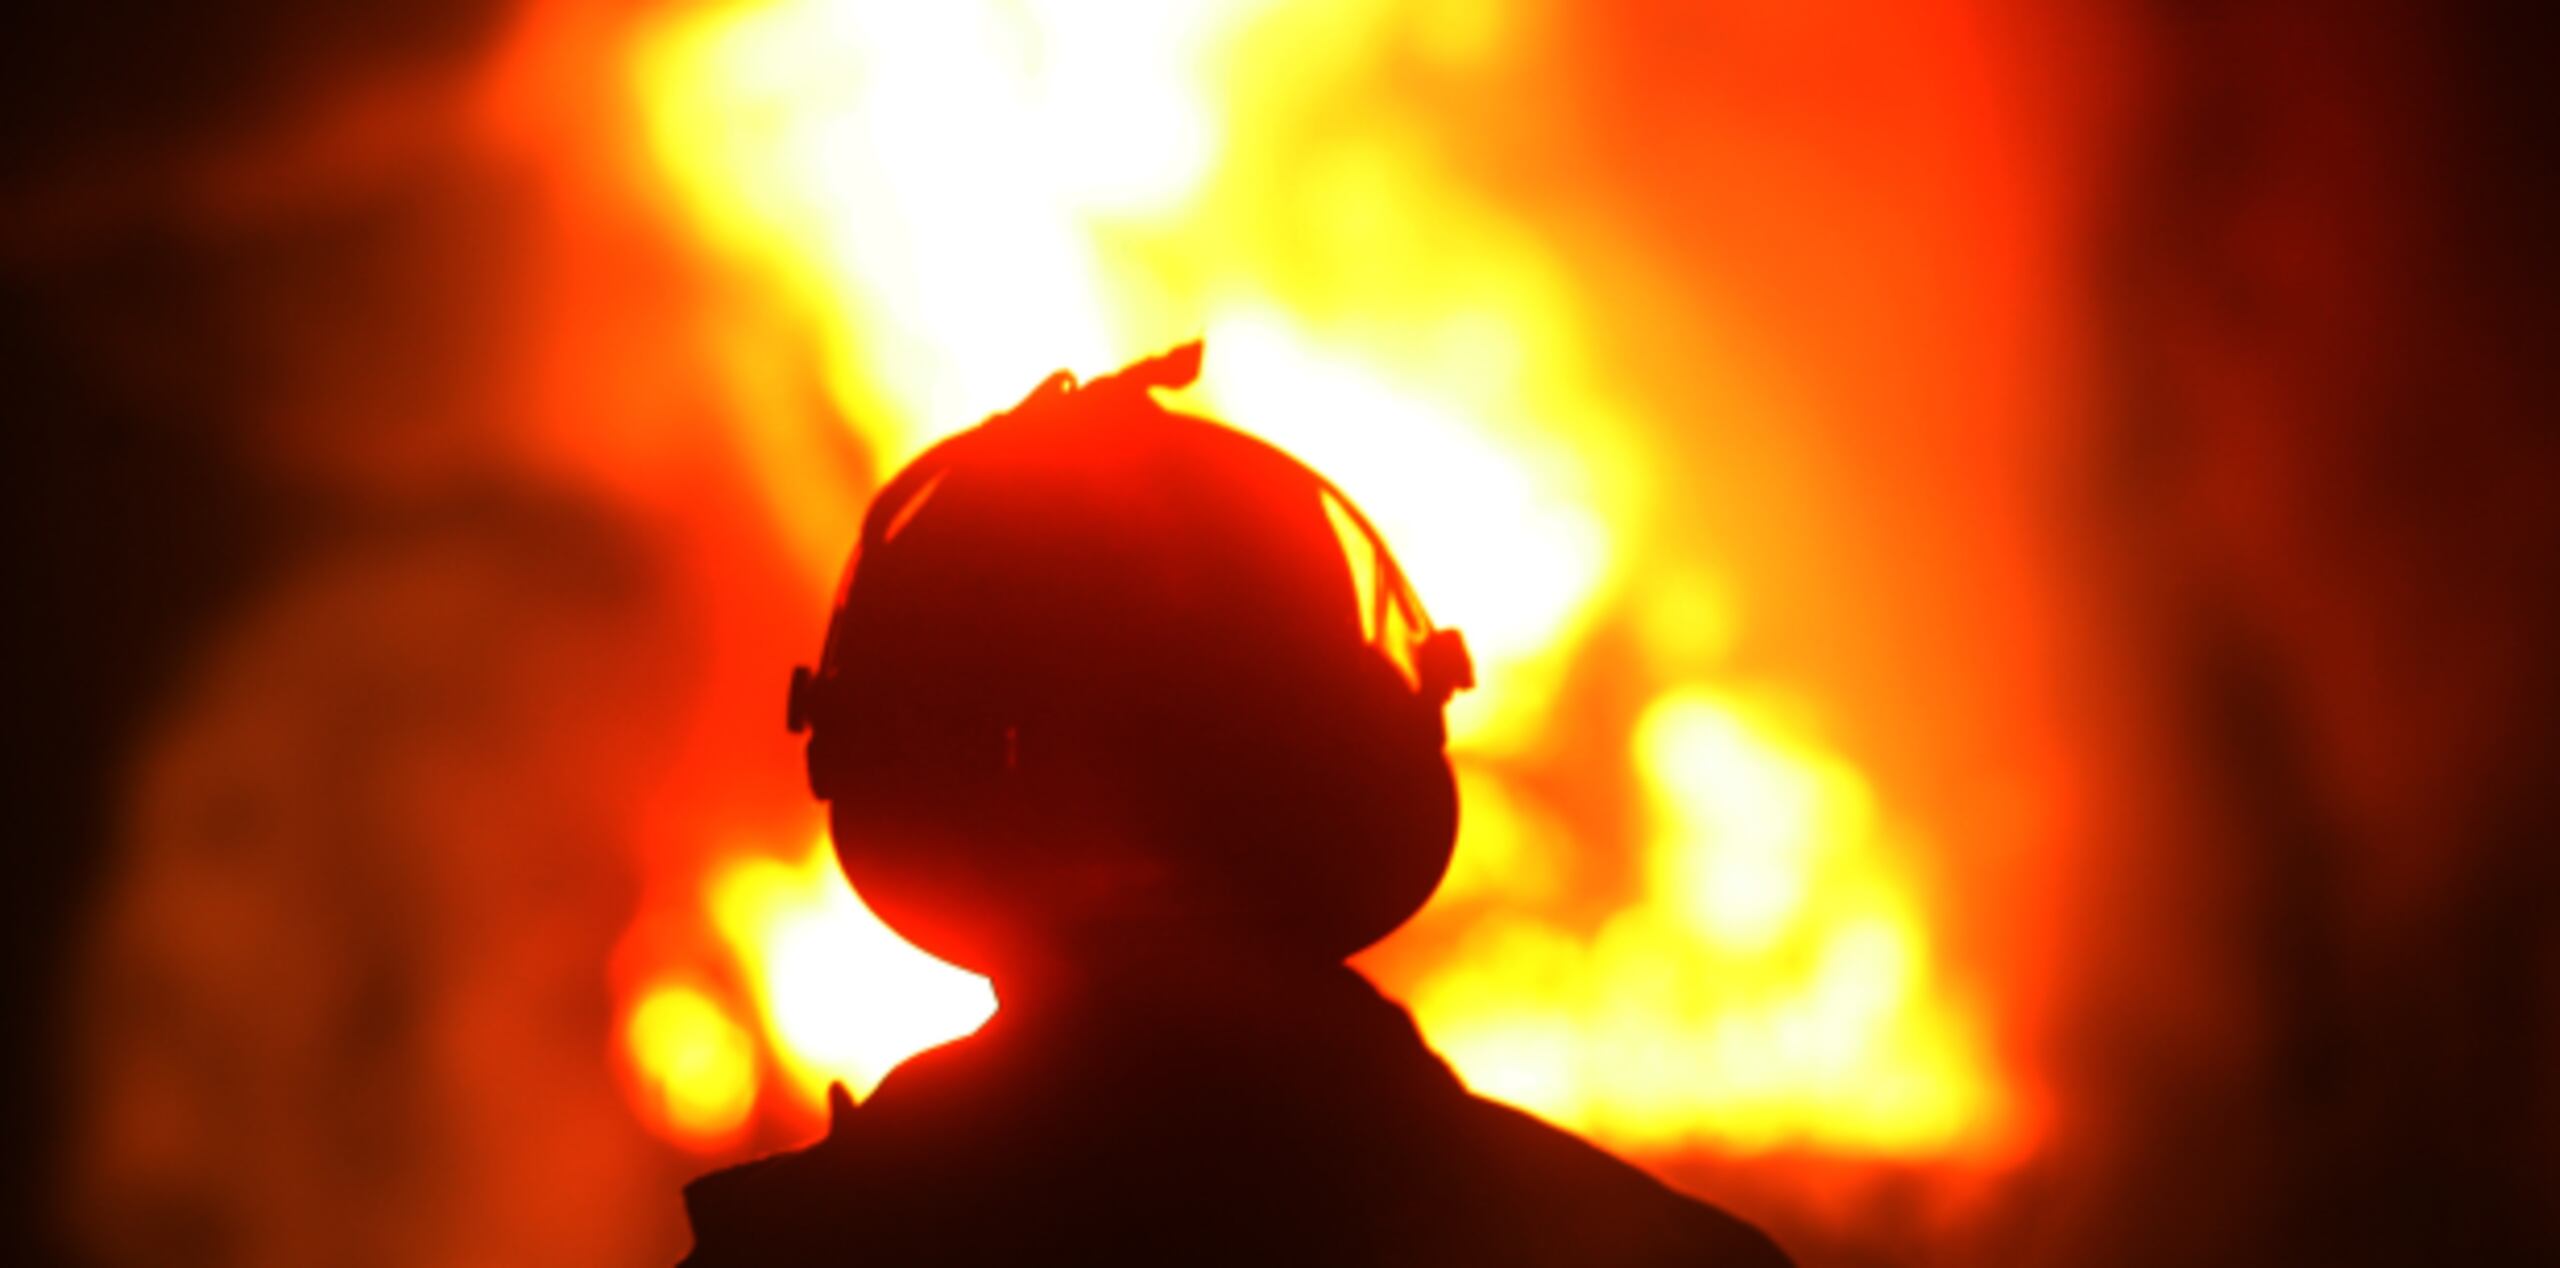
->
[789,343,1473,982]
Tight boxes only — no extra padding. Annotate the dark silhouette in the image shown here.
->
[682,342,1791,1266]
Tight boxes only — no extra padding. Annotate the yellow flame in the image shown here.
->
[1195,311,1613,748]
[1411,689,2003,1155]
[627,0,1249,462]
[612,0,2010,1163]
[707,840,995,1107]
[628,0,1619,750]
[623,984,760,1146]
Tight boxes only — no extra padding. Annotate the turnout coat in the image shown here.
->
[680,969,1791,1268]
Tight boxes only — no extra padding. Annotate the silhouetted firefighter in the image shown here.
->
[680,343,1792,1267]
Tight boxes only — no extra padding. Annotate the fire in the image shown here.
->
[610,0,2014,1162]
[623,0,1234,464]
[706,840,995,1108]
[623,984,759,1147]
[1411,689,1999,1154]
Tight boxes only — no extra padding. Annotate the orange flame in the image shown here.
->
[610,0,2016,1162]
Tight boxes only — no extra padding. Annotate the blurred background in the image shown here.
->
[6,0,2553,1264]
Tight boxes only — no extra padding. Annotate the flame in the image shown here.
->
[609,0,2015,1162]
[623,984,759,1147]
[1411,689,2000,1155]
[707,840,995,1109]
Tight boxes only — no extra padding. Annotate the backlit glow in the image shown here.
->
[609,0,2014,1163]
[1411,691,2000,1154]
[623,984,759,1147]
[707,840,995,1107]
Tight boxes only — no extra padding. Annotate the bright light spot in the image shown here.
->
[632,0,1255,461]
[708,839,996,1106]
[623,984,759,1147]
[1637,691,1873,952]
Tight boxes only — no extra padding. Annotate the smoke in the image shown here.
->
[65,499,683,1267]
[6,4,727,1263]
[2046,1,2560,1262]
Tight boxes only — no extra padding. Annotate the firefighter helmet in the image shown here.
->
[788,342,1473,976]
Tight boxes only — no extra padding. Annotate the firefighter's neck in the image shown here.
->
[992,938,1358,1030]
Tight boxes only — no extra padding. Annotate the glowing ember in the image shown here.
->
[610,0,2012,1162]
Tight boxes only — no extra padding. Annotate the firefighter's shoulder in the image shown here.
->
[1445,1092,1796,1268]
[675,1083,869,1267]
